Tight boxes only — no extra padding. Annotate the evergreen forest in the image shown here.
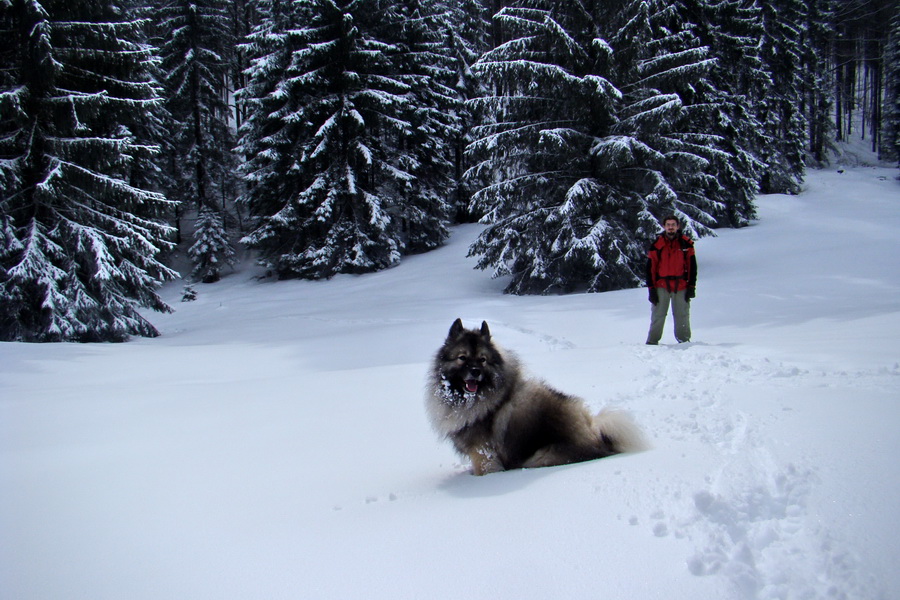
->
[2,0,899,342]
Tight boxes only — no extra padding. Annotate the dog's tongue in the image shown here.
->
[464,379,479,393]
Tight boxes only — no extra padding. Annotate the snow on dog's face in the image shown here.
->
[436,319,503,403]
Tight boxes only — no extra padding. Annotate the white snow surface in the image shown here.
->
[2,165,899,600]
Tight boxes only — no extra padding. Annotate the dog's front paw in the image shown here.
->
[469,447,502,476]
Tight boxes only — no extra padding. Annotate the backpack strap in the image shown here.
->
[679,236,696,287]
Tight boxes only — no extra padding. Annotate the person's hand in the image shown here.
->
[648,288,658,305]
[686,286,695,301]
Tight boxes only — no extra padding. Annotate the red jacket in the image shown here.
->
[646,234,697,293]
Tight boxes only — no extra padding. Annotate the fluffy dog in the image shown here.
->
[426,319,644,475]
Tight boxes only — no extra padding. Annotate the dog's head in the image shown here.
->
[435,318,503,401]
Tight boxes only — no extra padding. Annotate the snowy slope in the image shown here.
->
[2,165,899,600]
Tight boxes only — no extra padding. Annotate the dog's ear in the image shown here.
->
[448,318,464,339]
[480,321,491,340]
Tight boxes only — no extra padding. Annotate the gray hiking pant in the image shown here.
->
[646,288,691,344]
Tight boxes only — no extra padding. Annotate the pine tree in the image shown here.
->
[382,0,459,253]
[189,207,236,282]
[801,0,836,164]
[229,0,258,133]
[608,0,722,237]
[234,0,296,230]
[757,0,807,193]
[0,0,177,342]
[117,0,177,216]
[152,0,237,281]
[467,4,656,293]
[238,0,454,279]
[879,2,900,163]
[668,0,763,227]
[436,0,491,221]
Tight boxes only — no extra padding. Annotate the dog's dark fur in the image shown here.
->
[426,319,644,475]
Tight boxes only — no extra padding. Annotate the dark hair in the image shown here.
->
[661,214,680,225]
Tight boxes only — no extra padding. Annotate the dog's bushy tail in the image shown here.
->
[593,409,648,453]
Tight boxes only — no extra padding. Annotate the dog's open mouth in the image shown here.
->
[464,379,479,393]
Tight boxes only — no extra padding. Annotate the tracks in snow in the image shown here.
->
[627,343,893,599]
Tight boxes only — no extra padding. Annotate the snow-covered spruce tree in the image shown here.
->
[801,0,836,165]
[151,0,237,282]
[757,0,807,193]
[435,0,491,221]
[466,4,658,294]
[115,0,177,217]
[606,0,720,239]
[239,0,454,278]
[229,0,259,133]
[234,0,296,228]
[0,0,177,342]
[881,3,900,164]
[187,201,235,282]
[381,0,459,253]
[661,0,763,227]
[188,207,235,282]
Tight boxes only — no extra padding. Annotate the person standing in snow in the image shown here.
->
[645,215,697,345]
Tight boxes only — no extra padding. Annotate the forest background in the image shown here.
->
[1,0,899,343]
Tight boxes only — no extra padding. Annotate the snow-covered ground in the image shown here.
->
[2,164,899,600]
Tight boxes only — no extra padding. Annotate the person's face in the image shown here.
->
[664,219,679,237]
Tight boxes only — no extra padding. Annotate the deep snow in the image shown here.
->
[2,164,899,600]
